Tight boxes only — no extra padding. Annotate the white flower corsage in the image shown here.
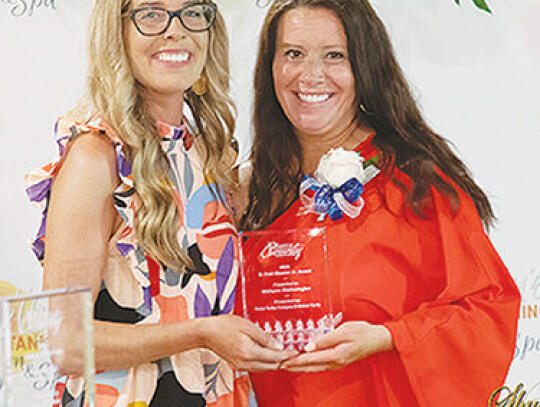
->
[299,147,379,221]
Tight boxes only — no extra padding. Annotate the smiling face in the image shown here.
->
[272,7,356,137]
[124,0,209,98]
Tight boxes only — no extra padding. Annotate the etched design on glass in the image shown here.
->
[257,313,343,351]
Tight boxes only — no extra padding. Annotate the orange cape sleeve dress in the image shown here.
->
[243,138,520,407]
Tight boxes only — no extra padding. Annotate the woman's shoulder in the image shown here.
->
[57,111,122,147]
[25,112,127,261]
[374,164,481,227]
[57,113,122,179]
[25,112,129,204]
[67,123,115,156]
[59,130,118,189]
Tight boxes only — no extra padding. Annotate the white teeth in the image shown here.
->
[298,93,330,103]
[157,52,189,62]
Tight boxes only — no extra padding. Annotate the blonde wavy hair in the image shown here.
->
[82,0,236,271]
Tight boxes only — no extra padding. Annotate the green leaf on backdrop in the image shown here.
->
[454,0,492,13]
[472,0,492,13]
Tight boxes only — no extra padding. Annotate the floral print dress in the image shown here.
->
[25,116,253,407]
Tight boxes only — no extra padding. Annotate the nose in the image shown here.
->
[299,57,325,87]
[165,13,187,39]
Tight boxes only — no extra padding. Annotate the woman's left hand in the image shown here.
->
[280,321,394,372]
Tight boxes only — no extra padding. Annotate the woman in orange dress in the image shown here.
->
[238,0,520,405]
[25,1,292,405]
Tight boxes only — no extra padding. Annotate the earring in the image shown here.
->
[359,102,374,116]
[192,71,207,96]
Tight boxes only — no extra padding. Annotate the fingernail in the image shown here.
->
[304,341,315,352]
[271,340,284,351]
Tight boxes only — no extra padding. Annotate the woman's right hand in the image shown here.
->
[199,315,297,371]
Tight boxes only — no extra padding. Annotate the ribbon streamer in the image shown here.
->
[300,176,365,221]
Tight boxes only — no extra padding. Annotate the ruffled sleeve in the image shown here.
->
[24,115,139,264]
[382,172,520,406]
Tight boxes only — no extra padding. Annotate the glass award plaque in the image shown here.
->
[0,288,95,407]
[238,228,341,351]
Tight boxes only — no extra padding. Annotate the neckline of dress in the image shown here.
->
[157,121,194,152]
[157,121,185,140]
[352,131,376,157]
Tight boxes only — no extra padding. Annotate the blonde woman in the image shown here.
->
[25,0,293,405]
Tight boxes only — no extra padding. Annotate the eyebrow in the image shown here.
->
[322,45,347,49]
[278,42,346,50]
[133,1,164,7]
[278,43,306,50]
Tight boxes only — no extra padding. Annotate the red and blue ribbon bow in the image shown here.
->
[299,175,365,221]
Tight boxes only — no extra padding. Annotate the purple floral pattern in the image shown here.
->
[24,115,244,406]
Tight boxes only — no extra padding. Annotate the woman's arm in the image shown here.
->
[282,176,519,405]
[44,133,294,374]
[44,131,116,297]
[81,315,291,373]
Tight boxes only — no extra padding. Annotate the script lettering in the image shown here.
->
[259,241,305,261]
[2,0,56,17]
[514,332,540,362]
[254,0,271,7]
[489,383,540,407]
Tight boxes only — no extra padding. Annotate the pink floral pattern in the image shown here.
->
[25,116,248,407]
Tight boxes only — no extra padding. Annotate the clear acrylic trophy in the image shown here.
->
[238,228,342,351]
[0,288,95,407]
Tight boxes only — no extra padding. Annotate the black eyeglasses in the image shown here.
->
[129,2,217,36]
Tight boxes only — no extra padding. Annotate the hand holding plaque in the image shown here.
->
[238,228,342,351]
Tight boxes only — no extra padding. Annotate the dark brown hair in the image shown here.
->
[241,0,494,230]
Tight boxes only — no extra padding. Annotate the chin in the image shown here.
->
[153,82,189,96]
[292,120,331,135]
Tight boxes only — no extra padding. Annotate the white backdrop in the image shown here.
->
[1,0,539,394]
